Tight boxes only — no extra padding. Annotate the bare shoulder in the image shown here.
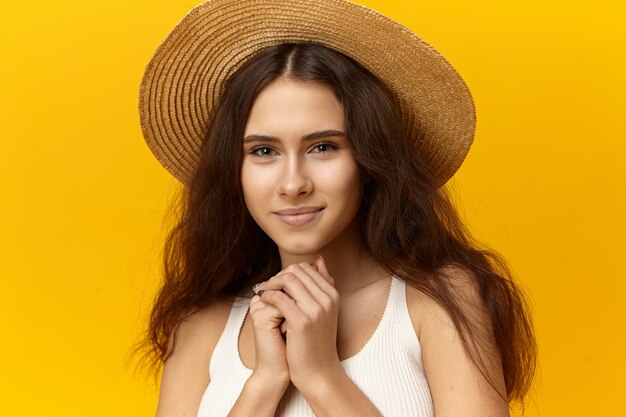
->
[173,297,235,356]
[404,266,509,416]
[405,264,484,336]
[155,296,235,417]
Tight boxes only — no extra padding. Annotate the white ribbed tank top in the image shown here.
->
[197,275,434,417]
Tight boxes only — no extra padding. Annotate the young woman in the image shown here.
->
[136,1,536,416]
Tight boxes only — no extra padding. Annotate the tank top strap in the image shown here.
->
[364,274,404,340]
[389,274,406,318]
[388,275,425,360]
[371,274,407,345]
[374,274,403,339]
[390,274,403,305]
[209,296,252,379]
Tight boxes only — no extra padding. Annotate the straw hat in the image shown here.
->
[139,0,476,186]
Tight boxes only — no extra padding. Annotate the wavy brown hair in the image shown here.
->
[133,42,536,406]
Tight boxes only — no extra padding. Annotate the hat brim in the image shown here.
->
[139,0,476,186]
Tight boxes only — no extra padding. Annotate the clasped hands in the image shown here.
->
[251,255,342,390]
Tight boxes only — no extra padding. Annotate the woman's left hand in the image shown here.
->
[254,256,342,389]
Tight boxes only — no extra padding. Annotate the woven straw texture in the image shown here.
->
[139,0,476,186]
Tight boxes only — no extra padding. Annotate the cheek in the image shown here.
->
[240,162,271,210]
[326,157,361,202]
[335,158,360,196]
[240,162,283,238]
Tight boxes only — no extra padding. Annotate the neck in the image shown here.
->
[278,221,389,297]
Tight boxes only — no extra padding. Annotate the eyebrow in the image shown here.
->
[242,129,346,144]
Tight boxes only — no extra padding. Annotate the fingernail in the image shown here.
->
[317,255,325,262]
[252,282,263,293]
[257,290,265,296]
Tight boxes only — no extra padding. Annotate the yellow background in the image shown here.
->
[1,0,624,415]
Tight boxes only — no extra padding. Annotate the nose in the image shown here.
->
[278,154,313,198]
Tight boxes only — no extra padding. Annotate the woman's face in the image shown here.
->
[241,77,361,256]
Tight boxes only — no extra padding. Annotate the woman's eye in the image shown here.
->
[250,146,276,158]
[311,142,337,154]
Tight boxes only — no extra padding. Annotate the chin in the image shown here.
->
[278,243,320,256]
[274,236,328,256]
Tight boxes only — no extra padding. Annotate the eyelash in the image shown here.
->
[249,142,338,158]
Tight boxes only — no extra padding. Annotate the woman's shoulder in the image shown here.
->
[156,297,237,416]
[403,266,509,413]
[403,264,482,339]
[163,295,238,365]
[172,296,237,356]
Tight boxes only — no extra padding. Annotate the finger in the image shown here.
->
[250,293,284,312]
[302,260,336,296]
[259,270,320,316]
[264,264,338,320]
[249,295,285,326]
[298,262,339,310]
[258,289,308,330]
[250,293,266,308]
[259,263,335,306]
[286,263,328,296]
[313,255,335,287]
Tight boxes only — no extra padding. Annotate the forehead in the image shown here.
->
[244,78,345,137]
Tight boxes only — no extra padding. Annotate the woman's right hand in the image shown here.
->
[248,293,290,387]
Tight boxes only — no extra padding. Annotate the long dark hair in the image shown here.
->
[135,42,536,405]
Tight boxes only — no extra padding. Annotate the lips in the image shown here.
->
[274,206,324,226]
